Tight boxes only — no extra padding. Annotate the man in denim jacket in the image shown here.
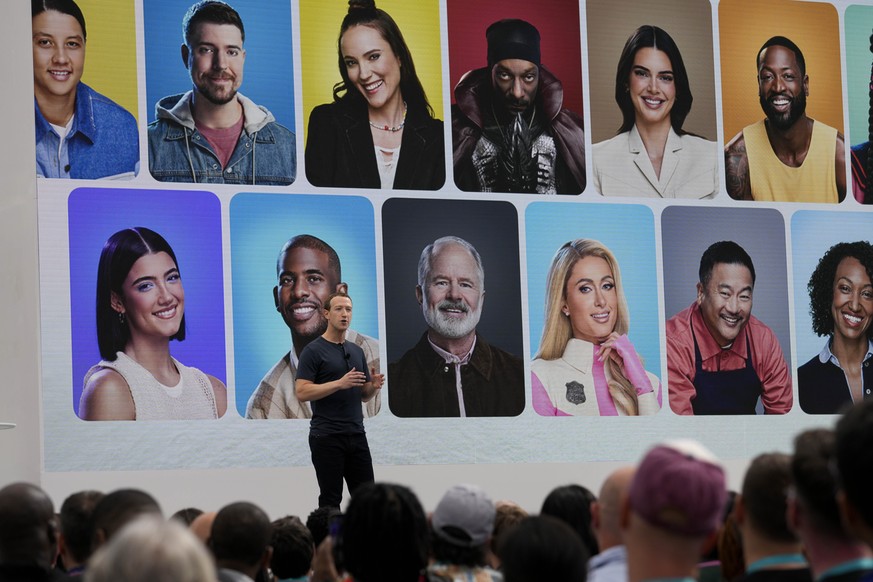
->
[148,0,295,185]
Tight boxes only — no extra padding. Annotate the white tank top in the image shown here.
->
[84,352,219,420]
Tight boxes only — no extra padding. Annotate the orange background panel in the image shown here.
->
[719,0,842,144]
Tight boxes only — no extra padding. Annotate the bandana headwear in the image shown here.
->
[486,19,541,67]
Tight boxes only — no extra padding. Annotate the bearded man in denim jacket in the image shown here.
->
[148,0,295,185]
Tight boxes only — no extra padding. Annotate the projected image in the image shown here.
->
[383,198,525,417]
[720,0,845,203]
[32,0,139,180]
[300,0,444,191]
[144,0,296,185]
[526,203,662,416]
[844,5,873,204]
[68,188,227,420]
[662,206,792,415]
[447,0,585,194]
[230,193,380,419]
[586,0,718,199]
[792,212,873,414]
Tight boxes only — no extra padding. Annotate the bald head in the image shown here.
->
[190,511,217,544]
[0,482,57,567]
[594,467,635,550]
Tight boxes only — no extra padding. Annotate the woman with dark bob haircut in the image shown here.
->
[798,241,873,413]
[592,25,717,198]
[79,227,226,420]
[304,0,444,190]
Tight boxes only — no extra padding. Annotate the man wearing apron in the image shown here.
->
[665,241,792,414]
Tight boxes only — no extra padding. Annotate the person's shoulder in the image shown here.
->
[593,131,628,154]
[480,338,523,368]
[665,304,694,333]
[83,84,136,121]
[80,365,135,420]
[725,127,748,154]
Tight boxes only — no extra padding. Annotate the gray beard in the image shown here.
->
[423,301,482,339]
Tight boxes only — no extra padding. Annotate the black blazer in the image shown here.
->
[305,99,445,190]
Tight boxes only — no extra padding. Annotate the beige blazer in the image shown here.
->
[593,125,718,198]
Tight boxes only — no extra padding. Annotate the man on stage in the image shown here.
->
[296,292,384,508]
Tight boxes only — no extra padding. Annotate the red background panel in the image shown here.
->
[447,0,584,115]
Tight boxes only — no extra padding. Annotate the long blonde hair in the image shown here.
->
[536,239,640,415]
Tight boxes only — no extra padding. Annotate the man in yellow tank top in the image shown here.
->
[725,36,845,203]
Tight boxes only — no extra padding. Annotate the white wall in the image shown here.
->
[0,1,762,520]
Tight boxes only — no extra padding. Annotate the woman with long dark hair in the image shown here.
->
[305,0,444,190]
[593,25,717,198]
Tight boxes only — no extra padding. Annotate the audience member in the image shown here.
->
[487,500,528,569]
[190,511,217,545]
[57,490,104,576]
[589,467,635,582]
[835,400,873,554]
[338,482,429,582]
[427,484,502,581]
[270,516,314,582]
[171,507,205,527]
[306,506,342,548]
[89,489,161,553]
[735,453,811,582]
[500,515,589,582]
[698,491,738,582]
[210,502,273,582]
[623,441,727,582]
[84,516,216,582]
[792,429,873,582]
[0,482,73,582]
[541,484,600,558]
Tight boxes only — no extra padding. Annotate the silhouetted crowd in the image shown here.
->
[3,398,873,582]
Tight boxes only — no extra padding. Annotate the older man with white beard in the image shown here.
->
[388,236,525,417]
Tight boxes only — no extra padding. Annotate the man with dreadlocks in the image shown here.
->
[451,19,586,194]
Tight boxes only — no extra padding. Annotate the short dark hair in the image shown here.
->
[270,516,314,579]
[699,241,756,288]
[500,516,589,582]
[741,453,797,543]
[90,489,161,550]
[615,25,693,135]
[539,484,598,558]
[96,228,186,361]
[835,400,873,530]
[306,506,341,547]
[210,502,271,567]
[340,482,429,582]
[807,241,873,338]
[324,291,351,311]
[333,0,433,118]
[59,490,104,564]
[182,0,244,46]
[757,36,806,77]
[791,429,847,537]
[170,507,203,527]
[277,234,342,283]
[32,0,87,39]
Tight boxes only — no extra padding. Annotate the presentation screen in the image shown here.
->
[35,0,873,472]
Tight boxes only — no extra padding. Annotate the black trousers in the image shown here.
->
[309,432,374,508]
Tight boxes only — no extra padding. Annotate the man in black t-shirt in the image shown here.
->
[296,292,384,508]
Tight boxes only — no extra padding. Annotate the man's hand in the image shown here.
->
[338,368,367,389]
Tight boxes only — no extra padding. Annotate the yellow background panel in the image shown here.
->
[75,0,138,123]
[299,0,443,144]
[719,0,842,143]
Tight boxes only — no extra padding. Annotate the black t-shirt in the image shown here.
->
[297,336,369,435]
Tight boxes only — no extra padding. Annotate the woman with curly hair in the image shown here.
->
[798,241,873,413]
